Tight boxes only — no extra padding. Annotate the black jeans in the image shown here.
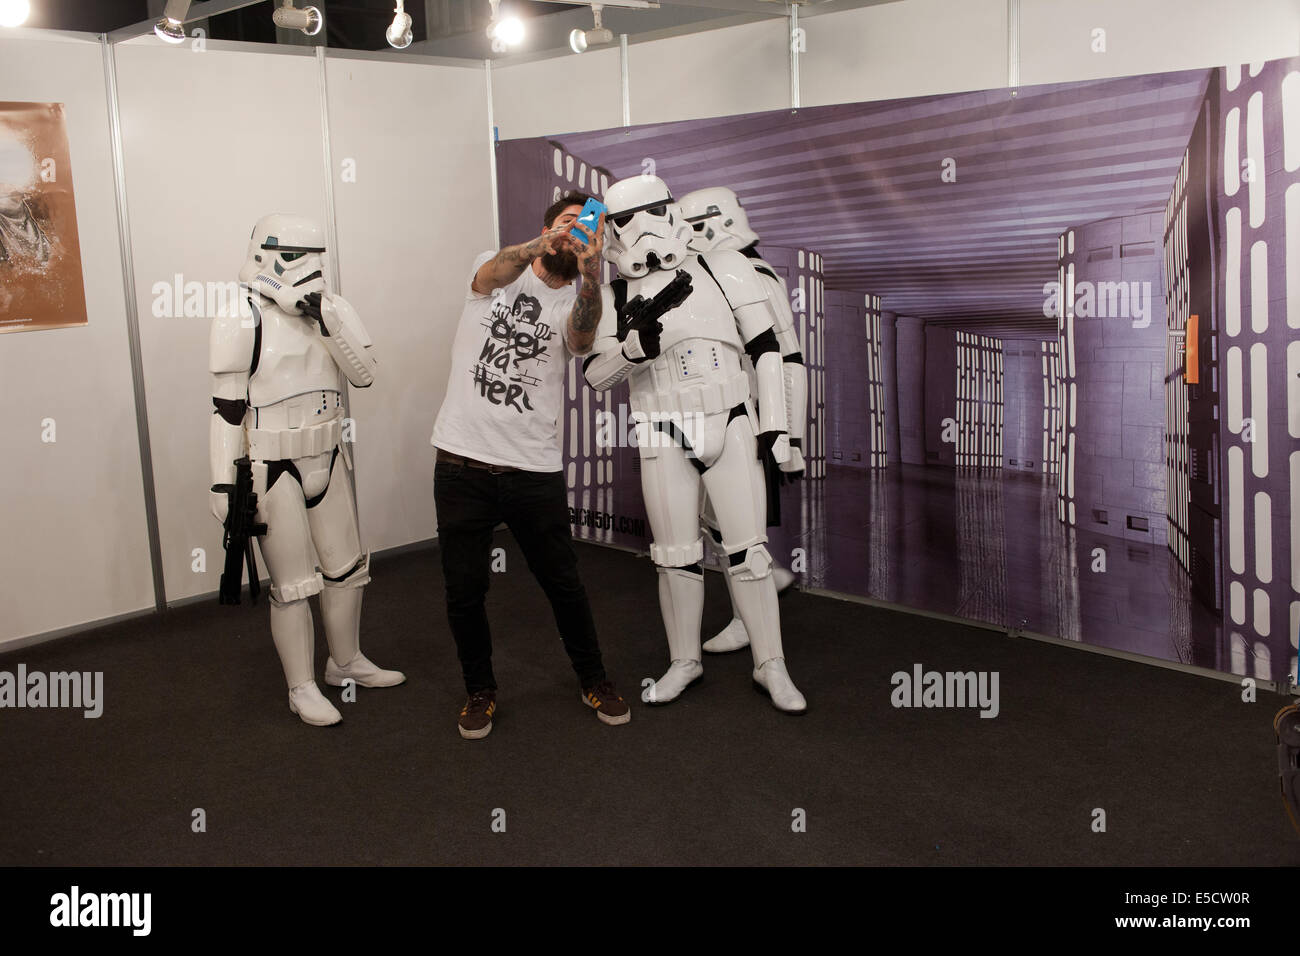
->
[434,459,606,694]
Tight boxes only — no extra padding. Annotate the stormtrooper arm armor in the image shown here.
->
[763,272,808,466]
[701,250,789,448]
[745,330,787,437]
[307,292,378,388]
[583,285,645,390]
[208,309,255,519]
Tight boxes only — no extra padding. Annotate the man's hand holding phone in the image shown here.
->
[570,211,605,290]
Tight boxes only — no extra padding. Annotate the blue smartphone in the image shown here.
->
[569,197,606,244]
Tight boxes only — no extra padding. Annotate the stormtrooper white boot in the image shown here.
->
[646,565,705,705]
[288,680,343,727]
[320,560,406,688]
[703,617,750,654]
[752,658,806,714]
[325,652,406,688]
[728,546,806,714]
[271,594,342,726]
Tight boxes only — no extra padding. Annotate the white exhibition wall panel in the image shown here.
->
[490,0,1296,155]
[324,55,495,551]
[492,46,623,140]
[627,19,790,127]
[802,0,1008,110]
[0,33,155,645]
[1019,0,1300,87]
[114,38,329,603]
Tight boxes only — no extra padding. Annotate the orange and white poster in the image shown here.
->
[0,102,87,333]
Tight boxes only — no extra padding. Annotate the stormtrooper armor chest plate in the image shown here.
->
[249,301,343,409]
[627,256,749,419]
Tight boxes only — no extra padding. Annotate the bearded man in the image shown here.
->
[430,191,630,739]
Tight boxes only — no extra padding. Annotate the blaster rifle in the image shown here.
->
[217,456,268,605]
[617,268,693,344]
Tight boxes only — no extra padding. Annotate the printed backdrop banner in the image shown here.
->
[0,102,87,334]
[495,57,1300,685]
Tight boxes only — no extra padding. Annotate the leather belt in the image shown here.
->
[436,449,520,474]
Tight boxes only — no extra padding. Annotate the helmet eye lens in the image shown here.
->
[648,205,666,217]
[612,214,633,228]
[281,251,305,262]
[692,222,705,232]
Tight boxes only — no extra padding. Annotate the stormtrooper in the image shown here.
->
[583,175,806,713]
[208,213,405,727]
[679,186,808,655]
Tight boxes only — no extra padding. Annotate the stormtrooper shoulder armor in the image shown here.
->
[698,249,768,311]
[210,305,257,376]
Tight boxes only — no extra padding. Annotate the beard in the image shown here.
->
[541,246,581,281]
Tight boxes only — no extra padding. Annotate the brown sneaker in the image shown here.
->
[582,680,631,726]
[458,689,496,739]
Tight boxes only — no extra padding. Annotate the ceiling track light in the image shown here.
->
[0,0,31,29]
[569,3,613,54]
[386,0,414,49]
[273,0,324,37]
[486,0,525,49]
[153,0,190,43]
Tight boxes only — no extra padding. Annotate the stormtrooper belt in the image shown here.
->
[246,418,342,462]
[631,371,749,418]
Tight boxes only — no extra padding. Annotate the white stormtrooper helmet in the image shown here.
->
[242,213,329,314]
[602,175,691,277]
[679,186,759,254]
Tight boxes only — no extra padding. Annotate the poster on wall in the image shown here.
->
[496,56,1300,687]
[0,101,88,334]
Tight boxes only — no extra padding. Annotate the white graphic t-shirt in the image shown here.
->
[431,250,582,472]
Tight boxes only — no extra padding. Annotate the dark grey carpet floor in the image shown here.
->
[0,534,1296,866]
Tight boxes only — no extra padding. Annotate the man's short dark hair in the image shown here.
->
[544,191,593,229]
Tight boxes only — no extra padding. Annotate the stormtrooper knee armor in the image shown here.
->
[209,213,404,727]
[583,177,805,713]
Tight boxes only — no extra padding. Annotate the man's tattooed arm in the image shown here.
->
[471,226,567,294]
[566,212,605,355]
[567,283,602,356]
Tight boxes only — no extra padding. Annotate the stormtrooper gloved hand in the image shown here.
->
[756,429,791,467]
[617,309,663,363]
[298,290,326,331]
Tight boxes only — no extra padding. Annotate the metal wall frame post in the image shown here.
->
[101,33,167,612]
